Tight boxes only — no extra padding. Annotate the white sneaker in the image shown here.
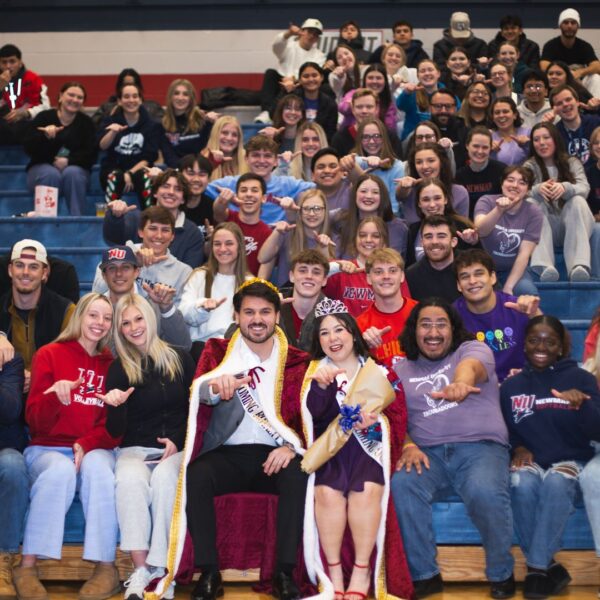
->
[124,566,151,600]
[254,110,272,124]
[539,266,560,282]
[150,568,175,599]
[570,265,590,282]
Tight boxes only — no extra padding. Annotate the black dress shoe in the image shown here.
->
[548,563,571,594]
[413,573,443,599]
[191,571,224,600]
[523,572,552,600]
[272,571,300,600]
[490,574,516,599]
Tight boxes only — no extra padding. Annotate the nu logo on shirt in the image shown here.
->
[511,393,535,423]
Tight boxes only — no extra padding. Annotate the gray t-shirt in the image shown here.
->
[394,340,508,447]
[474,195,543,273]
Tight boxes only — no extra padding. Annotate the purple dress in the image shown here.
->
[307,378,384,495]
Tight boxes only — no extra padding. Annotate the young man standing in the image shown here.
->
[357,248,417,369]
[213,172,273,278]
[206,136,315,224]
[453,248,541,382]
[405,216,461,303]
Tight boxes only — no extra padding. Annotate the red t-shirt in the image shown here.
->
[357,298,418,368]
[228,212,272,275]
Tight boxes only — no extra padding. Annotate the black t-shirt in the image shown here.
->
[541,36,598,66]
[455,159,507,218]
[406,257,461,303]
[585,162,600,216]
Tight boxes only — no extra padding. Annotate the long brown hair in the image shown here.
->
[352,117,398,165]
[528,122,575,184]
[162,79,206,134]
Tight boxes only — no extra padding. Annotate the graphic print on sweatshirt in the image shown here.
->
[510,393,571,424]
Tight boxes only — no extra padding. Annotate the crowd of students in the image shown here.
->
[1,8,600,600]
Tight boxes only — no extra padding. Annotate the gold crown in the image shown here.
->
[238,278,280,294]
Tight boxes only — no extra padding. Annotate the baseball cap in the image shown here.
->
[558,8,580,26]
[450,12,471,38]
[100,246,138,270]
[301,18,324,33]
[11,239,48,265]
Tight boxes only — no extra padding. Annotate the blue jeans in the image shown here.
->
[27,163,90,216]
[0,448,29,552]
[496,267,539,296]
[579,445,600,556]
[511,462,582,569]
[391,441,514,582]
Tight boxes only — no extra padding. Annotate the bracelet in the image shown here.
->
[402,442,417,450]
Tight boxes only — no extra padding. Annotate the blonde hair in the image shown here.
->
[202,116,248,180]
[162,79,206,134]
[189,222,250,297]
[113,294,183,385]
[54,293,113,352]
[288,189,335,261]
[290,122,327,180]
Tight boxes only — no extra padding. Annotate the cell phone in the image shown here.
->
[144,453,164,463]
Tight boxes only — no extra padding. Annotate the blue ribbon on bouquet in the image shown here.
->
[339,404,362,434]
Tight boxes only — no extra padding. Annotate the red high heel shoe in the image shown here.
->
[344,563,370,600]
[327,561,344,600]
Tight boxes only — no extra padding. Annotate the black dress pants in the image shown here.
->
[186,444,307,569]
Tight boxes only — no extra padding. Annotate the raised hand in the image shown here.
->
[278,150,302,164]
[430,382,481,403]
[214,185,237,205]
[394,176,421,191]
[314,232,336,249]
[338,260,364,274]
[309,365,346,389]
[37,124,64,139]
[136,247,168,267]
[105,123,128,134]
[504,295,540,317]
[274,221,297,235]
[272,196,300,212]
[143,282,176,310]
[207,374,252,400]
[259,126,286,138]
[107,199,137,218]
[210,149,234,164]
[362,325,392,349]
[551,388,591,409]
[456,228,479,245]
[43,377,83,405]
[96,386,135,407]
[197,297,227,311]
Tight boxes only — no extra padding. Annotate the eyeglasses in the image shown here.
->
[470,90,489,96]
[430,103,455,110]
[361,133,383,141]
[418,320,450,331]
[525,83,545,91]
[301,205,325,214]
[415,133,436,141]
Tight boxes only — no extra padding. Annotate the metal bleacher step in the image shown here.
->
[0,189,106,216]
[537,280,600,321]
[0,164,103,193]
[0,216,106,247]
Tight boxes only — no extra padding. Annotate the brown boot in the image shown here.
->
[78,563,120,600]
[11,565,47,600]
[0,553,17,600]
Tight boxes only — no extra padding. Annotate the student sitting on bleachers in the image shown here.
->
[103,168,205,268]
[0,44,49,146]
[22,82,97,216]
[200,115,247,181]
[94,206,192,307]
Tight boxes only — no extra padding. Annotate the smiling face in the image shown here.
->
[118,84,142,115]
[467,133,491,165]
[80,299,113,348]
[467,84,491,109]
[501,170,529,203]
[524,79,547,106]
[300,127,322,158]
[246,150,277,178]
[120,305,147,348]
[414,149,441,178]
[498,44,519,68]
[422,224,456,265]
[355,221,384,258]
[171,84,192,115]
[429,93,456,126]
[335,46,356,69]
[355,178,382,213]
[290,262,327,299]
[312,154,342,190]
[102,261,139,296]
[367,260,404,299]
[456,262,496,306]
[218,123,240,155]
[416,305,453,360]
[235,295,279,346]
[414,124,437,144]
[181,161,209,196]
[418,183,447,216]
[501,23,522,43]
[319,315,355,365]
[282,101,303,126]
[551,89,578,122]
[360,123,384,156]
[417,61,440,88]
[531,127,556,161]
[547,65,567,88]
[492,101,516,130]
[59,86,85,114]
[525,322,563,370]
[490,64,509,87]
[138,221,175,256]
[447,50,470,74]
[299,66,323,93]
[300,194,326,229]
[9,256,48,295]
[212,229,239,270]
[364,70,386,94]
[236,178,265,218]
[155,176,185,211]
[351,94,378,123]
[383,45,404,71]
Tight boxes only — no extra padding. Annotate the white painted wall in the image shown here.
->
[5,28,600,75]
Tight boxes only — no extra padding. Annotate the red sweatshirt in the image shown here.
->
[26,340,119,452]
[1,68,44,111]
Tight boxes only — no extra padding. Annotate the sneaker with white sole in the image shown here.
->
[539,266,560,282]
[149,568,175,600]
[570,265,590,282]
[254,110,272,124]
[123,566,151,600]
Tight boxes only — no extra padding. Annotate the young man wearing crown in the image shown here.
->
[151,279,310,600]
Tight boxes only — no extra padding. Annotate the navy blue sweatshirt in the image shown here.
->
[99,105,161,174]
[500,358,600,468]
[159,114,212,168]
[0,354,26,452]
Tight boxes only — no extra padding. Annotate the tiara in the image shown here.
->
[238,278,280,295]
[314,298,349,318]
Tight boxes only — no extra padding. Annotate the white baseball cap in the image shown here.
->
[301,18,323,33]
[11,239,48,265]
[450,12,471,38]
